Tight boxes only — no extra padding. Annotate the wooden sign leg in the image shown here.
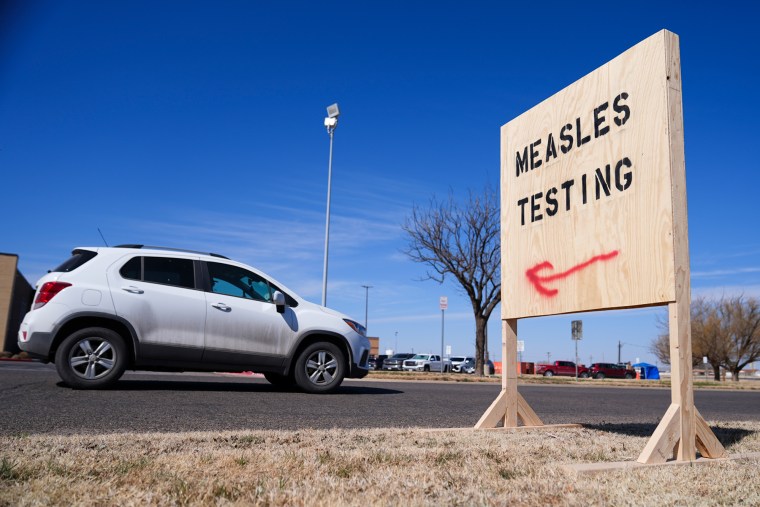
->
[475,319,543,429]
[638,300,724,463]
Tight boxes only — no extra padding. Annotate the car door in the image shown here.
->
[202,260,296,368]
[107,254,206,362]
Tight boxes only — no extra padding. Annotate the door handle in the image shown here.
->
[122,286,144,294]
[211,303,231,312]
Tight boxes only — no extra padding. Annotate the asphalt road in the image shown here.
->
[2,362,759,435]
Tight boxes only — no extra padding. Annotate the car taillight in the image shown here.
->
[34,282,72,309]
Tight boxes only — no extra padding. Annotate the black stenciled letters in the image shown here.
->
[559,123,574,154]
[594,102,609,138]
[530,192,543,222]
[530,139,542,170]
[516,147,529,177]
[613,92,630,126]
[545,133,558,162]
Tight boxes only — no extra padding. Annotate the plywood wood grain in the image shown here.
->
[501,30,681,318]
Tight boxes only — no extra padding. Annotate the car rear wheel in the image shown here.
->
[543,370,554,377]
[293,342,345,394]
[55,327,127,389]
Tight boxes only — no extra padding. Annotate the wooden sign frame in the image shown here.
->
[477,30,726,464]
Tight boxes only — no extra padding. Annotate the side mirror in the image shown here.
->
[273,291,287,314]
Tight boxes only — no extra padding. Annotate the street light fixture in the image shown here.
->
[361,285,372,332]
[321,103,340,307]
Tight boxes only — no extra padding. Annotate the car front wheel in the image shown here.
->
[596,373,606,379]
[294,342,345,394]
[54,327,127,389]
[579,372,589,378]
[543,370,554,377]
[624,372,633,379]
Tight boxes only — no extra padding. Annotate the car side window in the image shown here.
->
[143,257,195,289]
[207,262,272,302]
[119,256,195,289]
[120,257,141,281]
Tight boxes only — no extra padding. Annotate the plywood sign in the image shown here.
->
[502,30,684,318]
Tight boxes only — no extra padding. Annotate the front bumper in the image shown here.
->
[349,362,369,378]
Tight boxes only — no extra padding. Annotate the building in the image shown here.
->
[368,337,379,356]
[0,254,34,354]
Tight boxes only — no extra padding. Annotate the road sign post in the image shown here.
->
[572,320,582,380]
[440,296,447,373]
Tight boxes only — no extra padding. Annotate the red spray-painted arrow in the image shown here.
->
[526,250,619,297]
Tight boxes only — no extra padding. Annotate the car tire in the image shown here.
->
[264,372,294,388]
[579,372,589,378]
[293,342,345,394]
[54,327,127,389]
[624,372,633,379]
[596,373,606,379]
[543,370,554,377]
[424,365,430,372]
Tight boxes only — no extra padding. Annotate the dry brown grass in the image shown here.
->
[2,422,759,506]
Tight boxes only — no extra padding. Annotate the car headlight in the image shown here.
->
[343,319,366,336]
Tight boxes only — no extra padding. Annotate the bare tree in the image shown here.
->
[650,296,760,381]
[719,295,760,381]
[402,186,500,376]
[649,333,671,366]
[692,297,728,381]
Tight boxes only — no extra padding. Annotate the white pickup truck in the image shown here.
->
[402,354,451,372]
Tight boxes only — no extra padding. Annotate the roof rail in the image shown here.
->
[113,244,229,259]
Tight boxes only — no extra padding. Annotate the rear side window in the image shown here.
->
[119,256,195,289]
[51,250,97,273]
[144,257,195,289]
[120,257,141,280]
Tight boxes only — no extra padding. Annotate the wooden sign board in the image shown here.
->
[481,29,726,466]
[501,30,680,319]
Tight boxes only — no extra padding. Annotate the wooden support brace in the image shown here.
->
[474,389,508,429]
[695,408,727,459]
[638,405,728,464]
[475,319,543,429]
[517,392,543,427]
[638,403,681,464]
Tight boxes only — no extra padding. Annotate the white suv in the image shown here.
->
[18,245,371,393]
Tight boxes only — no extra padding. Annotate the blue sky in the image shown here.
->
[2,1,759,367]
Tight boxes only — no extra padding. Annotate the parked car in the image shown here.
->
[462,359,495,375]
[368,354,388,370]
[382,353,416,371]
[402,354,450,372]
[589,362,634,379]
[535,360,590,378]
[17,245,371,393]
[450,355,474,373]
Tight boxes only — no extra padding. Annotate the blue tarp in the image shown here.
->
[632,362,660,380]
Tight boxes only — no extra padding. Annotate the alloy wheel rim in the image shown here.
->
[305,350,338,385]
[69,338,116,380]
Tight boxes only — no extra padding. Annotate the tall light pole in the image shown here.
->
[361,284,372,332]
[321,103,340,307]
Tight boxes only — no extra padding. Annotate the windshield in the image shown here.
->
[411,354,429,360]
[451,356,466,362]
